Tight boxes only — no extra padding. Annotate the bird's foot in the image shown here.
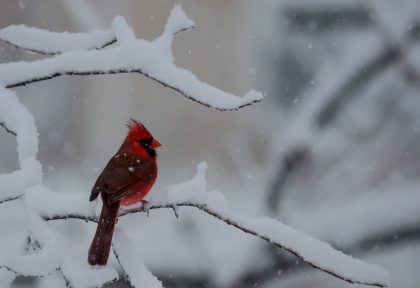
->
[140,200,150,217]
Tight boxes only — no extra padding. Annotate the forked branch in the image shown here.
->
[0,5,262,111]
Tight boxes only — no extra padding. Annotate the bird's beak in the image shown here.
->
[151,139,162,148]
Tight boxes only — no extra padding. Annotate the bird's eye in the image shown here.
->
[139,138,153,148]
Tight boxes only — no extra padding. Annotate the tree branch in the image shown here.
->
[0,196,20,205]
[0,7,262,111]
[3,69,261,111]
[0,122,17,136]
[232,223,420,288]
[0,22,118,55]
[44,201,388,287]
[0,38,116,56]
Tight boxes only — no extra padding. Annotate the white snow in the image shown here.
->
[0,86,42,202]
[113,229,163,288]
[37,272,67,288]
[165,5,195,36]
[0,86,38,164]
[0,268,15,287]
[0,25,114,54]
[111,16,136,44]
[24,185,94,220]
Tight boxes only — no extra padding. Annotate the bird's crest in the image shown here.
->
[126,118,152,138]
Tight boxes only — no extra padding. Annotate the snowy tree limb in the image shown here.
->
[0,5,261,111]
[233,222,420,288]
[0,26,116,55]
[10,161,389,287]
[43,200,389,287]
[0,5,193,55]
[112,229,163,288]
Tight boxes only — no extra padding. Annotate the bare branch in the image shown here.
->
[44,202,388,287]
[0,122,17,136]
[0,196,20,204]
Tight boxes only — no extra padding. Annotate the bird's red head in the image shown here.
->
[124,118,161,158]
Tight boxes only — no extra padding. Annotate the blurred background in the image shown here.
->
[1,0,420,287]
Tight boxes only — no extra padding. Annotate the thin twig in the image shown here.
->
[57,268,73,288]
[0,122,17,136]
[0,196,21,204]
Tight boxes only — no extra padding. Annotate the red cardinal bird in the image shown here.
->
[88,119,161,266]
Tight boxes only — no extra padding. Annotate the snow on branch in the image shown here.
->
[0,5,262,111]
[0,268,15,287]
[113,230,163,288]
[0,5,193,56]
[35,163,389,288]
[0,25,116,55]
[0,86,42,203]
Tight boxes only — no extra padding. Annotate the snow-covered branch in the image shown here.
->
[47,201,390,287]
[0,5,262,111]
[0,5,193,56]
[0,25,116,55]
[0,85,42,203]
[35,163,389,288]
[113,230,163,288]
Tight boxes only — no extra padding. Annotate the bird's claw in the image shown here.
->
[140,200,150,217]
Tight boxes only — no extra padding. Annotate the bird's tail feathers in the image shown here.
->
[88,197,120,266]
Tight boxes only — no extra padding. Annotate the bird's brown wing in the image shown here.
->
[89,153,155,204]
